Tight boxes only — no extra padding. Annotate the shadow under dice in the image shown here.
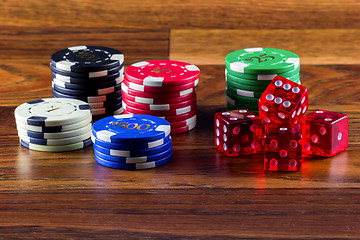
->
[259,76,308,125]
[264,124,302,171]
[215,109,263,156]
[302,110,348,157]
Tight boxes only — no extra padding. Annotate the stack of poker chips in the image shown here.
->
[91,114,173,170]
[225,48,300,115]
[121,60,199,134]
[50,46,124,121]
[15,98,92,152]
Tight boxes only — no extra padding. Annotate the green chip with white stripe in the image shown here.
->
[225,69,300,86]
[225,48,300,75]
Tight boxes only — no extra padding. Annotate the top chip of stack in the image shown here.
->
[122,60,200,134]
[15,98,93,152]
[225,48,300,114]
[51,46,124,121]
[91,114,173,170]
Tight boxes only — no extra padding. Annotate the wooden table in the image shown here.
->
[0,1,359,239]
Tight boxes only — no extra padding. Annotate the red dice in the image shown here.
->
[302,110,348,157]
[264,124,302,171]
[214,109,263,156]
[259,76,308,125]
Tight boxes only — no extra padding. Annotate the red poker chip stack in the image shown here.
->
[122,60,200,134]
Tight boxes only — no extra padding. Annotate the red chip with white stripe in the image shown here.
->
[123,78,198,93]
[121,82,195,98]
[170,121,197,134]
[122,96,196,111]
[123,107,197,122]
[121,90,196,104]
[125,60,200,87]
[169,115,197,129]
[122,101,196,116]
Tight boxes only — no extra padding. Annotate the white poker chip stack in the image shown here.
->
[14,98,93,152]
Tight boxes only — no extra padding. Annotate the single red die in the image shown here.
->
[259,76,308,125]
[214,109,263,156]
[264,124,302,171]
[302,110,348,157]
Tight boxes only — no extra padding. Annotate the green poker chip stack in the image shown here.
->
[225,47,300,113]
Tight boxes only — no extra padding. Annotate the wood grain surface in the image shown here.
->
[0,0,359,29]
[0,0,359,239]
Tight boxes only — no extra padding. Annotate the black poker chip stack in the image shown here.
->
[51,45,124,121]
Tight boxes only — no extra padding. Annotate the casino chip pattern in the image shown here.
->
[15,98,93,152]
[91,114,173,170]
[122,60,200,134]
[51,46,124,121]
[225,48,301,114]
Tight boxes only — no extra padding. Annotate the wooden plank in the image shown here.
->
[0,26,169,63]
[0,189,359,238]
[0,0,358,29]
[170,29,360,65]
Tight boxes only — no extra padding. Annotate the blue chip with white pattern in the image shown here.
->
[92,114,171,144]
[94,151,173,170]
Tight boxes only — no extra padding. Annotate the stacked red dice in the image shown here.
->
[214,75,349,172]
[259,76,308,171]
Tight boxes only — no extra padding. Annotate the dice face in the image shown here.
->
[259,76,308,125]
[302,110,348,157]
[264,124,302,171]
[214,109,263,156]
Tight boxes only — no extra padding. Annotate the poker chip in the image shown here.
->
[15,98,91,126]
[170,121,197,134]
[90,102,123,116]
[51,63,123,78]
[225,48,301,112]
[17,124,92,139]
[52,70,122,84]
[51,45,124,121]
[122,82,194,99]
[92,114,171,144]
[123,78,199,93]
[18,130,91,146]
[87,96,123,109]
[15,98,93,152]
[94,151,173,170]
[52,89,122,103]
[93,136,172,157]
[52,76,122,90]
[122,101,196,116]
[168,115,197,129]
[226,95,259,109]
[225,48,300,75]
[15,115,92,133]
[123,107,197,122]
[125,60,200,87]
[94,145,173,163]
[225,67,300,81]
[91,114,173,170]
[121,90,196,104]
[226,86,264,99]
[52,82,121,96]
[20,138,92,152]
[122,95,196,111]
[51,46,124,72]
[122,60,199,134]
[91,133,171,151]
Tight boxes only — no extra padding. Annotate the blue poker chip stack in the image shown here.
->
[50,46,124,122]
[91,114,173,170]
